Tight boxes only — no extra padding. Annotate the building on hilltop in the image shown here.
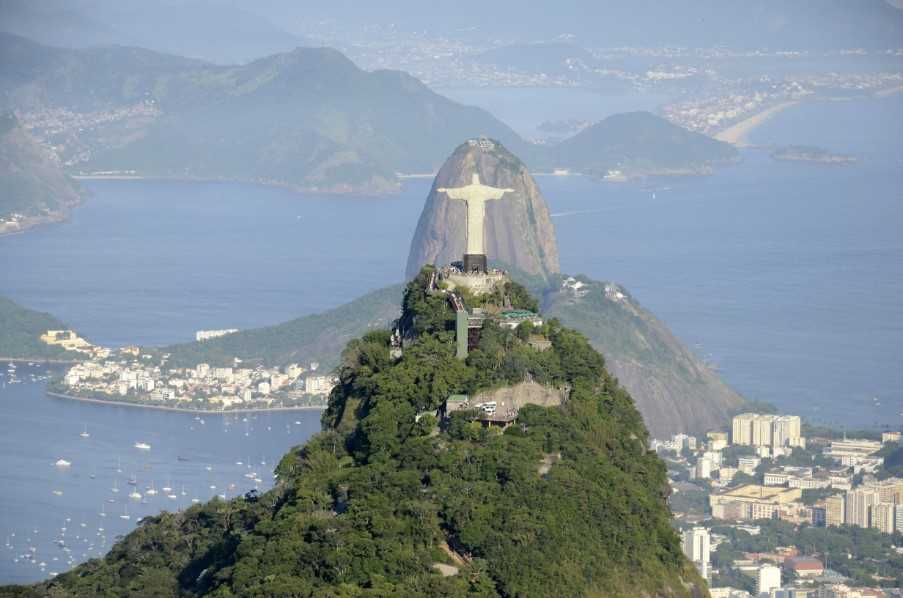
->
[195,328,238,342]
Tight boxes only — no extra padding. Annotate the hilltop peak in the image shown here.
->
[405,140,560,282]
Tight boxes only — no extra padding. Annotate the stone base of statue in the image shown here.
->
[463,254,487,274]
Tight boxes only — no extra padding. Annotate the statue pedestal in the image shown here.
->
[463,254,487,274]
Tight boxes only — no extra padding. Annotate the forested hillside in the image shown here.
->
[6,268,706,597]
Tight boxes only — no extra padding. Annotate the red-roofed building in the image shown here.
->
[784,555,824,578]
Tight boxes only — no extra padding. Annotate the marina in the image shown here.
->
[0,363,321,584]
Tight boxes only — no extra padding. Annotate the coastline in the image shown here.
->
[876,84,903,98]
[71,173,400,196]
[1,356,82,365]
[714,101,799,147]
[46,391,327,414]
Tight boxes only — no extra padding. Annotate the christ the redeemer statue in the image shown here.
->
[438,173,513,273]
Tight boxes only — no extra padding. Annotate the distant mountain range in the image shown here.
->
[4,0,902,64]
[1,33,736,192]
[1,33,535,192]
[253,0,903,51]
[0,0,309,64]
[0,111,83,234]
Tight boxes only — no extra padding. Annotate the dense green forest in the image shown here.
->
[6,268,705,597]
[0,295,83,360]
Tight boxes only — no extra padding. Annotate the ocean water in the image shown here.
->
[0,181,425,347]
[0,364,321,584]
[0,94,901,583]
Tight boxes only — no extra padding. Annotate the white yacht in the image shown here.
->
[133,442,151,451]
[54,459,71,468]
[79,425,90,439]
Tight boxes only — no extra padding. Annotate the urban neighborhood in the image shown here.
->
[659,413,903,597]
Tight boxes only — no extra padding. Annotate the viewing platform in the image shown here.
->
[438,262,508,296]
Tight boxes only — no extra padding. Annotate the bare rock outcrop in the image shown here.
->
[405,139,560,282]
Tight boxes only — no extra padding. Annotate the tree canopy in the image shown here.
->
[8,269,704,597]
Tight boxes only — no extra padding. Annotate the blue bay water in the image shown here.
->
[0,364,321,584]
[0,94,901,583]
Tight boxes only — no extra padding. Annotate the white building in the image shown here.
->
[304,375,336,396]
[824,439,882,466]
[844,488,881,528]
[212,367,233,381]
[681,526,711,565]
[707,431,729,451]
[871,502,896,534]
[732,413,804,450]
[696,456,713,480]
[738,456,761,476]
[756,564,781,597]
[195,329,238,342]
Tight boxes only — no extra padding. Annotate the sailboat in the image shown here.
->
[111,479,119,493]
[115,457,122,474]
[145,481,158,496]
[79,425,90,439]
[98,504,106,518]
[162,480,173,494]
[119,505,130,520]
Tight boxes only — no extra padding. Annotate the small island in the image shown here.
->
[771,145,857,165]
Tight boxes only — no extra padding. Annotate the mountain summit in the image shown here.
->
[406,142,745,436]
[406,139,560,282]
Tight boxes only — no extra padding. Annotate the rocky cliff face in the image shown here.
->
[545,277,746,437]
[405,139,560,282]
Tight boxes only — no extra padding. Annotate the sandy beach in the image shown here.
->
[876,84,903,98]
[714,101,800,146]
